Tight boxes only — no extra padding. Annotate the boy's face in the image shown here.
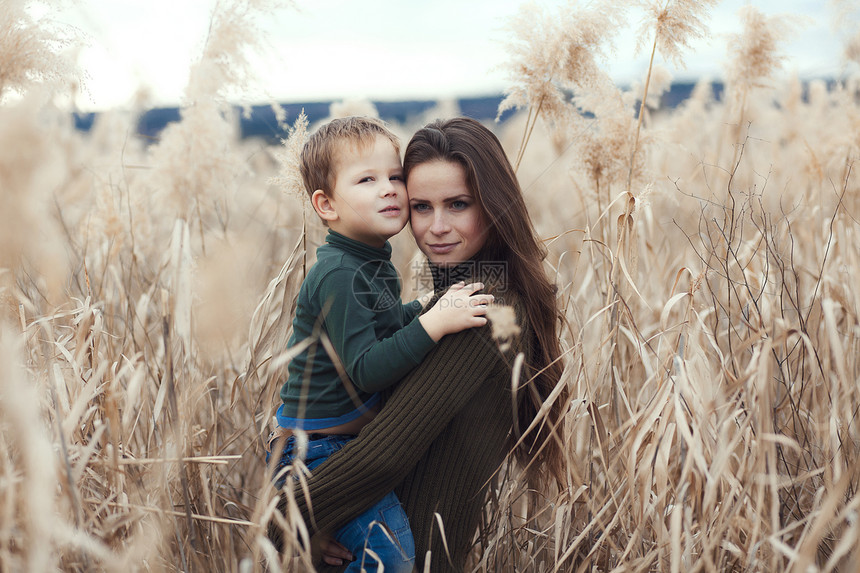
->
[323,135,408,247]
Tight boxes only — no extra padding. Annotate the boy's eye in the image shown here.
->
[358,176,374,183]
[390,175,403,182]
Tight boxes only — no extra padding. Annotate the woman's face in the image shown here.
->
[407,160,488,266]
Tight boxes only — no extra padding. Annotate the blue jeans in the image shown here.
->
[267,433,415,573]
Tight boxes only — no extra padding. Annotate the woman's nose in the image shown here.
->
[430,213,450,235]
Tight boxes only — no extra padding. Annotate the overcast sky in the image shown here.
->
[57,0,854,111]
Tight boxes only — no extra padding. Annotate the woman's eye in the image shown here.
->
[451,200,469,210]
[411,203,430,213]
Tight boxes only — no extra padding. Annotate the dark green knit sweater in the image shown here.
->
[288,286,526,571]
[279,230,434,426]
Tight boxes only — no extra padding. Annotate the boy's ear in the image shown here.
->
[311,189,338,222]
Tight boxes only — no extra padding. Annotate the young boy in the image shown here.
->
[268,116,492,571]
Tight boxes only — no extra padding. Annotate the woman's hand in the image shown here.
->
[418,281,494,342]
[313,533,353,566]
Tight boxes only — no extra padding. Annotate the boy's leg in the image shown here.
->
[267,432,415,571]
[267,432,350,488]
[266,432,350,554]
[335,491,415,573]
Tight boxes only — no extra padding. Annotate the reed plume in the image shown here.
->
[270,111,309,200]
[627,0,717,191]
[724,6,796,116]
[0,0,77,99]
[636,0,720,69]
[831,0,860,67]
[498,0,628,170]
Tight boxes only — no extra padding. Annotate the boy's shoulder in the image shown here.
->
[300,243,364,295]
[303,247,345,286]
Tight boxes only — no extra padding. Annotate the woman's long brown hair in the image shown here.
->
[404,117,566,486]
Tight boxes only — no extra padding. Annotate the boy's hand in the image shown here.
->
[418,282,494,342]
[313,532,352,566]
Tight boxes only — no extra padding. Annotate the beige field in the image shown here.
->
[1,1,859,571]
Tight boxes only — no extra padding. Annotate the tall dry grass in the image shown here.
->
[1,0,859,571]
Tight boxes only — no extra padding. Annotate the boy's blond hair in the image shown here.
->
[300,116,400,199]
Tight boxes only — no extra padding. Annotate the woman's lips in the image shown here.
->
[426,242,459,254]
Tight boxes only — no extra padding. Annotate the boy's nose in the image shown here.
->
[379,179,397,196]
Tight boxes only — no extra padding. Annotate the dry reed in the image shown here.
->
[1,0,859,571]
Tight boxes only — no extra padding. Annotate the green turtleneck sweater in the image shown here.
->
[278,230,435,429]
[277,264,527,572]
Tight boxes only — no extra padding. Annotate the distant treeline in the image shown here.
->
[73,82,724,144]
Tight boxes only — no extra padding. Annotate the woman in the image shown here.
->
[272,117,566,571]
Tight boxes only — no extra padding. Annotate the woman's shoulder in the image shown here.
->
[434,291,531,368]
[473,264,521,310]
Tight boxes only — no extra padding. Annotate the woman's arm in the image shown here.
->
[286,325,507,535]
